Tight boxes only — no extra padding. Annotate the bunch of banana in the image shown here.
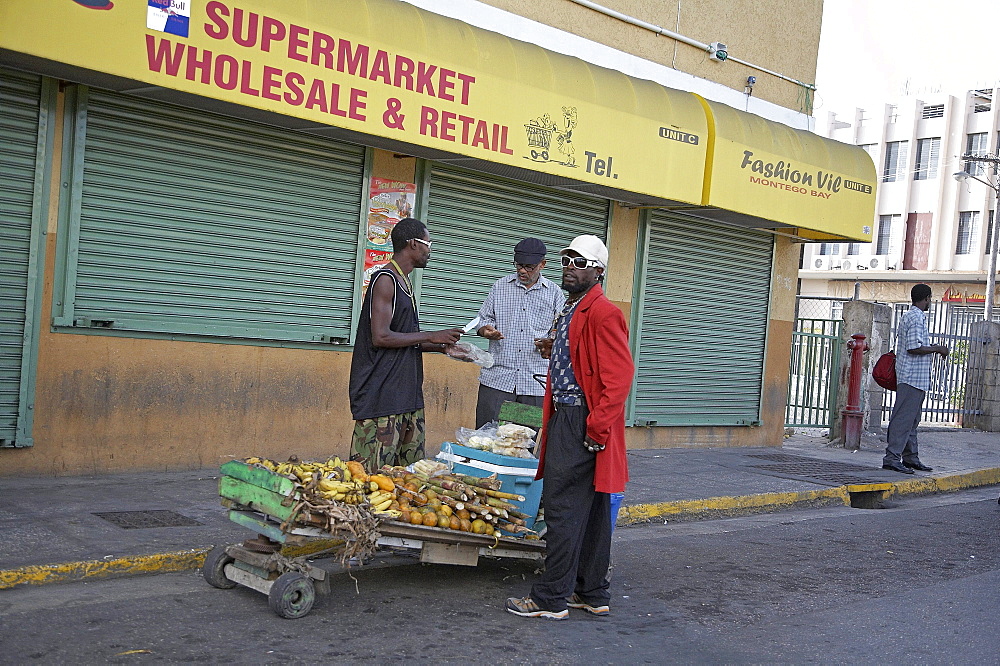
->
[244,456,278,472]
[367,490,395,512]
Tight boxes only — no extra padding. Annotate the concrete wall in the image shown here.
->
[964,321,1000,432]
[476,0,822,112]
[831,300,891,444]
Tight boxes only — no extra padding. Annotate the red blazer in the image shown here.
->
[535,283,634,493]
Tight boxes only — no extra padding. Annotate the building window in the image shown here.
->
[914,138,940,180]
[973,89,993,113]
[966,133,989,176]
[921,104,944,119]
[883,141,908,182]
[848,243,862,255]
[818,243,840,256]
[956,211,980,255]
[987,210,995,256]
[875,215,895,255]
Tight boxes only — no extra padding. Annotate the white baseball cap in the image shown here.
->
[561,234,608,268]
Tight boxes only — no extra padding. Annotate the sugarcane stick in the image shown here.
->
[410,476,469,500]
[465,502,506,518]
[506,508,531,520]
[412,474,473,495]
[437,473,502,491]
[451,475,502,491]
[495,519,536,534]
[438,495,464,511]
[483,496,517,511]
[502,515,527,527]
[469,486,525,502]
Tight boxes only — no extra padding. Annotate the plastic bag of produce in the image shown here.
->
[445,342,495,368]
[456,422,499,450]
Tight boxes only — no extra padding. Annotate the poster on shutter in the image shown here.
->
[362,179,417,291]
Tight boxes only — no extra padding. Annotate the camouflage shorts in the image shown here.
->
[350,409,426,470]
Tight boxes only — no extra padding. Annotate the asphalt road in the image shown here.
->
[2,487,998,664]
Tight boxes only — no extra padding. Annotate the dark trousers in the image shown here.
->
[884,382,925,465]
[475,383,544,429]
[530,404,611,612]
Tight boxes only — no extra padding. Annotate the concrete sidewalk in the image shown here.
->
[2,428,998,590]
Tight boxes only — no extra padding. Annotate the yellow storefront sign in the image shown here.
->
[0,0,708,205]
[699,98,876,241]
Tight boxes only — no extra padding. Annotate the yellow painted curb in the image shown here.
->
[0,548,212,590]
[618,487,851,525]
[887,467,1000,498]
[0,538,348,590]
[617,468,1000,526]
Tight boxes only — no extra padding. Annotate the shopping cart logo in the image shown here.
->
[524,106,580,167]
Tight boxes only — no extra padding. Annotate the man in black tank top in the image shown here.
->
[349,218,463,470]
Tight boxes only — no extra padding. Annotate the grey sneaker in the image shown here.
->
[505,596,568,620]
[567,593,610,616]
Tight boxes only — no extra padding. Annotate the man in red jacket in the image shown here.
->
[506,234,634,620]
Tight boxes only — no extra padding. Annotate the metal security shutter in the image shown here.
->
[0,70,44,446]
[632,212,774,426]
[419,165,609,332]
[63,88,367,343]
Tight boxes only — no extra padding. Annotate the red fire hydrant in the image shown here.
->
[841,333,869,450]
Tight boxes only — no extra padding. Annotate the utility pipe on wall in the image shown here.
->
[566,0,817,92]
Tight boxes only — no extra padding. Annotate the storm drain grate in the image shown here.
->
[746,453,823,463]
[92,510,203,529]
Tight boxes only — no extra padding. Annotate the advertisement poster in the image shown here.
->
[362,178,417,292]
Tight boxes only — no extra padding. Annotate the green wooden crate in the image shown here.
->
[220,459,297,495]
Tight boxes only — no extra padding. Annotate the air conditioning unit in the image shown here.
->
[811,256,842,270]
[842,254,885,271]
[870,255,899,270]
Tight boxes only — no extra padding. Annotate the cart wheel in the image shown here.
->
[531,150,538,160]
[202,546,237,589]
[268,572,315,619]
[541,151,549,161]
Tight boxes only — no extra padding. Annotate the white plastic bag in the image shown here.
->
[446,342,495,368]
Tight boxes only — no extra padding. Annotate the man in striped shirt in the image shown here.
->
[883,283,949,474]
[474,238,565,427]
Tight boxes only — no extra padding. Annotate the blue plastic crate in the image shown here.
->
[436,442,542,533]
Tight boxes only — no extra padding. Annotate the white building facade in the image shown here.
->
[803,85,1000,309]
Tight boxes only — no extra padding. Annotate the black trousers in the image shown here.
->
[530,403,611,611]
[475,383,544,429]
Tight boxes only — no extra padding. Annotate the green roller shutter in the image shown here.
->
[58,87,367,343]
[419,165,610,332]
[631,211,774,426]
[0,70,47,447]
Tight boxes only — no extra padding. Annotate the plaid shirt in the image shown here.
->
[477,273,565,396]
[895,305,932,391]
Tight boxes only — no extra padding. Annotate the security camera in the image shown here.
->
[709,42,728,62]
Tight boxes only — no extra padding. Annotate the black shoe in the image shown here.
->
[903,460,933,472]
[882,461,914,474]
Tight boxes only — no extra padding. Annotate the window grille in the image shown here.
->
[914,138,940,180]
[876,215,895,255]
[882,141,908,182]
[921,104,944,119]
[956,211,980,255]
[966,133,989,176]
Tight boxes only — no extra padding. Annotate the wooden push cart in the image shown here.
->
[203,460,546,619]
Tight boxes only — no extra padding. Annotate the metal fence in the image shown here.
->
[785,297,851,428]
[880,302,988,425]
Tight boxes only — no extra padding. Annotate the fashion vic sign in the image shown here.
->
[740,150,873,199]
